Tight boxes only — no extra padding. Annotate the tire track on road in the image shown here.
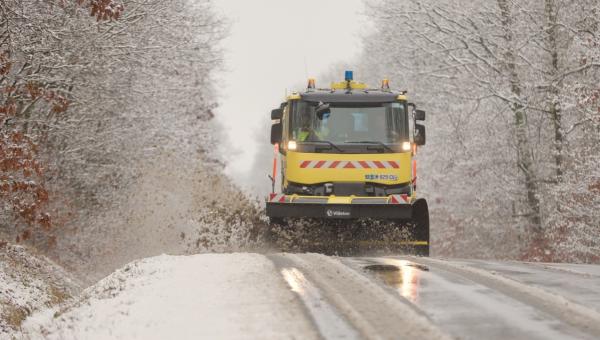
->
[270,254,450,340]
[408,257,600,338]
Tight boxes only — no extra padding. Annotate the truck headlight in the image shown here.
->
[402,141,411,152]
[288,140,297,151]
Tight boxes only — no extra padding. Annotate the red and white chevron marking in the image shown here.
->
[268,193,286,203]
[299,160,400,169]
[268,193,410,204]
[389,194,410,204]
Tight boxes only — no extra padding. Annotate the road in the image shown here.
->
[270,254,600,340]
[23,253,600,340]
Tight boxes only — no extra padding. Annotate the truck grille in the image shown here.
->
[333,183,366,196]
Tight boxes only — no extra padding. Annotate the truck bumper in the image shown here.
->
[266,200,413,219]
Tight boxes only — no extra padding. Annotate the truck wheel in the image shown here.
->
[410,199,430,257]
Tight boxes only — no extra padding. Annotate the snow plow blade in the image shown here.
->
[266,196,430,256]
[266,202,412,219]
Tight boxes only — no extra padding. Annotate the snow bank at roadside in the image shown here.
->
[0,244,81,338]
[23,253,317,340]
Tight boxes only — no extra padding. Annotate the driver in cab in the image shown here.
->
[298,108,330,142]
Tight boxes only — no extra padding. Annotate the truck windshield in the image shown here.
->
[290,101,408,144]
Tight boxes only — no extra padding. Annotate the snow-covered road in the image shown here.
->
[22,254,600,340]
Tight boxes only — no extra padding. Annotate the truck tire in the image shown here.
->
[410,198,430,257]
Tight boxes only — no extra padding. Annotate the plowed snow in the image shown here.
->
[23,254,318,340]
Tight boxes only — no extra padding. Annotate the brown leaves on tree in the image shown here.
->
[589,181,600,194]
[0,51,11,76]
[26,82,43,100]
[1,0,126,246]
[0,131,51,242]
[83,0,125,21]
[575,87,600,116]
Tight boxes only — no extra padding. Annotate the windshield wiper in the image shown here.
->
[344,141,395,153]
[308,140,344,153]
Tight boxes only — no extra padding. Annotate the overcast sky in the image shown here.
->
[213,0,367,191]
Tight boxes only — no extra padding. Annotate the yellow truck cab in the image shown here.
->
[267,71,429,255]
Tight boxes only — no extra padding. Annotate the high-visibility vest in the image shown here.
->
[299,128,328,141]
[299,130,310,141]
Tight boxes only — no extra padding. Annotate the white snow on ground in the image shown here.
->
[0,245,81,338]
[23,253,318,340]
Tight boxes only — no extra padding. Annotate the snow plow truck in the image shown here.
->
[267,71,429,256]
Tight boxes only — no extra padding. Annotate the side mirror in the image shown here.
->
[408,103,416,115]
[271,122,282,145]
[271,108,283,120]
[315,103,330,119]
[414,124,426,146]
[415,109,426,121]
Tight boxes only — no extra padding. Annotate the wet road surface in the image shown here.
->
[270,254,600,340]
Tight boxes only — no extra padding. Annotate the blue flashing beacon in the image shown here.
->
[345,70,354,81]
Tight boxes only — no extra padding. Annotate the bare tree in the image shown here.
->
[360,0,600,261]
[1,0,226,252]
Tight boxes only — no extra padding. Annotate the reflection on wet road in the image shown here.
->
[270,254,600,340]
[280,267,361,339]
[364,261,424,304]
[347,257,599,340]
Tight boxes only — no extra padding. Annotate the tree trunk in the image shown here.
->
[497,0,542,233]
[545,0,564,181]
